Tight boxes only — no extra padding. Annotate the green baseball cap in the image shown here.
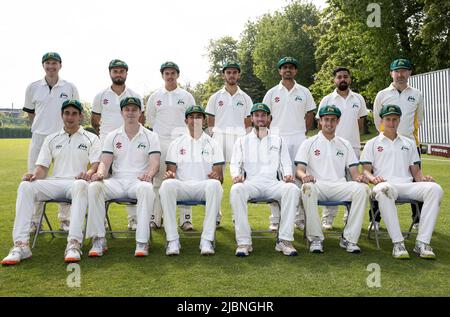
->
[250,103,271,115]
[185,105,206,118]
[277,56,298,69]
[120,97,141,110]
[160,61,180,73]
[379,104,402,118]
[109,59,128,70]
[319,105,341,118]
[61,99,83,112]
[390,59,412,71]
[42,52,62,63]
[222,60,241,73]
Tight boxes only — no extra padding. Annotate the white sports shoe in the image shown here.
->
[181,221,194,231]
[309,239,324,253]
[294,220,305,230]
[1,241,32,265]
[368,221,381,231]
[127,217,137,231]
[339,237,361,253]
[322,223,333,230]
[392,242,410,259]
[88,237,108,257]
[235,245,253,257]
[60,220,70,232]
[268,222,279,232]
[64,239,82,263]
[412,223,419,230]
[275,240,298,256]
[134,242,149,257]
[216,210,222,228]
[321,215,334,230]
[166,239,181,256]
[200,239,215,255]
[29,222,42,234]
[414,241,436,259]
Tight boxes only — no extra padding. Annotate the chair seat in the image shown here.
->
[177,200,206,206]
[318,200,351,207]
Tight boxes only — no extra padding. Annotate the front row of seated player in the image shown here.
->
[1,99,443,265]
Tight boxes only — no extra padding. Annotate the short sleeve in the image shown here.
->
[360,139,374,165]
[357,94,368,118]
[212,139,225,165]
[244,94,253,117]
[305,89,316,113]
[205,93,217,116]
[23,83,35,113]
[89,135,102,163]
[102,131,115,154]
[92,92,102,115]
[294,139,309,166]
[165,138,178,165]
[71,83,80,100]
[409,140,421,166]
[148,131,161,155]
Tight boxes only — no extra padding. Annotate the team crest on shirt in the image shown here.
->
[269,145,279,152]
[78,143,88,151]
[156,100,162,107]
[236,101,244,107]
[401,145,410,151]
[314,149,320,156]
[294,96,303,102]
[115,142,122,149]
[177,99,185,105]
[56,145,63,149]
[180,148,187,155]
[275,97,280,103]
[201,149,209,156]
[218,100,224,107]
[137,143,146,149]
[60,93,68,99]
[407,96,416,102]
[103,99,109,105]
[377,146,384,152]
[336,150,344,157]
[352,103,359,108]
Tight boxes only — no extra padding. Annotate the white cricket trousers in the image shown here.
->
[28,133,71,223]
[372,182,443,244]
[152,135,192,227]
[160,179,223,242]
[301,181,369,243]
[12,178,88,243]
[212,132,241,163]
[100,134,136,222]
[270,134,306,224]
[321,148,360,223]
[230,179,300,246]
[86,178,155,243]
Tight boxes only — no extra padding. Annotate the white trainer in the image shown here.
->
[60,220,70,232]
[339,237,361,253]
[181,221,194,232]
[200,239,215,255]
[392,242,410,259]
[235,245,253,257]
[29,222,41,234]
[275,240,298,256]
[64,239,82,263]
[309,239,324,253]
[413,241,436,259]
[322,223,333,230]
[88,237,108,257]
[268,222,279,232]
[294,220,305,230]
[166,239,181,256]
[1,241,32,265]
[134,242,149,257]
[216,210,222,228]
[127,217,137,231]
[368,221,381,231]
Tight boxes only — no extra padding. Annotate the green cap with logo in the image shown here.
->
[379,104,402,118]
[160,61,180,73]
[42,52,62,63]
[61,99,83,112]
[109,59,128,70]
[319,105,341,118]
[390,59,412,71]
[250,103,271,115]
[120,97,142,109]
[185,105,206,118]
[222,60,241,73]
[277,56,298,69]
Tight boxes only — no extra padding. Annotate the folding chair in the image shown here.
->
[248,198,280,238]
[317,200,352,235]
[104,198,138,238]
[368,198,421,249]
[32,198,72,248]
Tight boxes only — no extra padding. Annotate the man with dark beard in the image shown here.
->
[91,59,144,231]
[315,67,368,230]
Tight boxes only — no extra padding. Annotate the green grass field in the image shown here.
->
[0,138,449,297]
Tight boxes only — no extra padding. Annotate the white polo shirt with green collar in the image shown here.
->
[23,78,79,135]
[360,133,421,183]
[263,81,316,136]
[294,131,359,182]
